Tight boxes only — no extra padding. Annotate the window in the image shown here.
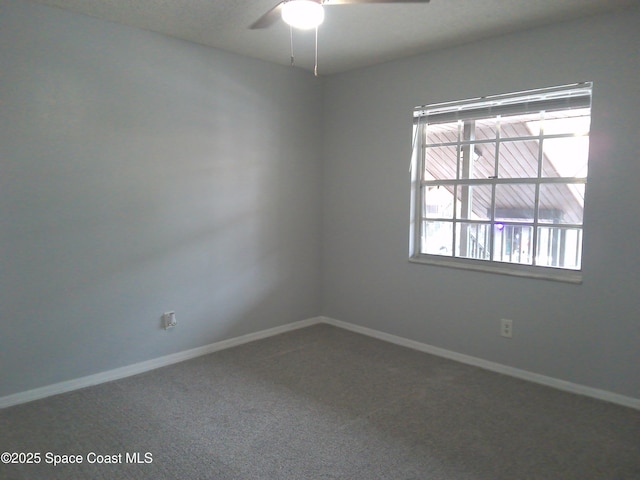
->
[410,83,592,282]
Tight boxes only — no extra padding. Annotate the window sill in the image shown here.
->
[409,254,583,284]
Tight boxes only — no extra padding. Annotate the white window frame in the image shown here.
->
[409,83,592,283]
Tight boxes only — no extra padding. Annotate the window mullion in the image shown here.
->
[415,123,427,255]
[459,120,475,257]
[451,121,462,256]
[489,117,501,261]
[531,111,545,266]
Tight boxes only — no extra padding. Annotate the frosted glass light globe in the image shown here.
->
[282,1,325,30]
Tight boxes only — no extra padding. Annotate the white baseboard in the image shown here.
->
[0,317,322,409]
[2,315,638,411]
[319,316,640,411]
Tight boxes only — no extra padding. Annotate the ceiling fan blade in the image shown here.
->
[250,2,285,29]
[323,0,430,4]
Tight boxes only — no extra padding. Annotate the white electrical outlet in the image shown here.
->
[500,318,513,338]
[163,311,177,330]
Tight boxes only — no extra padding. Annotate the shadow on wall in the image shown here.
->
[1,3,319,397]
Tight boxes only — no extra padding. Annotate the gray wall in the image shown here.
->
[2,0,639,402]
[322,8,640,399]
[0,0,323,397]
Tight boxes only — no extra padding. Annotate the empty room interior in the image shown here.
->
[1,0,639,478]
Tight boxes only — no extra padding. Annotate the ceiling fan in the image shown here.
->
[250,0,430,74]
[250,0,431,31]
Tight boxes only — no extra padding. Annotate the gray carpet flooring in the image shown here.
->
[1,324,639,479]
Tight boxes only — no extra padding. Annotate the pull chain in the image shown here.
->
[289,24,319,75]
[314,26,319,76]
[289,25,295,66]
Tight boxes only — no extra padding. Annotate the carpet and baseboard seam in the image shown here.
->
[318,317,640,410]
[1,316,638,410]
[0,318,318,409]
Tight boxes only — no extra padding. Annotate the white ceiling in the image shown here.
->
[28,0,638,75]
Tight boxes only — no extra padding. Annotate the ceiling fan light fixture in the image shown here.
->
[281,0,325,30]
